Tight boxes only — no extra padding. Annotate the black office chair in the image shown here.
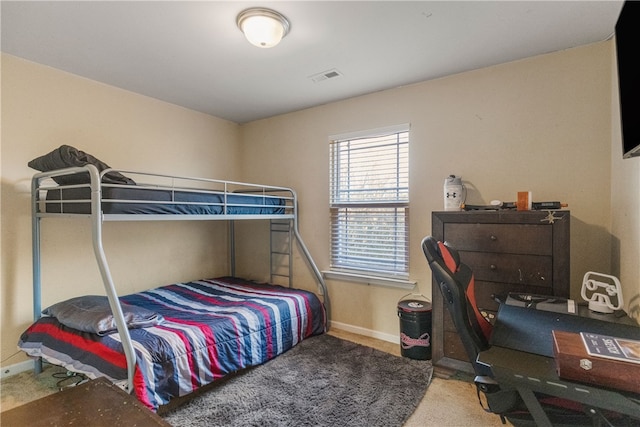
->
[421,236,627,426]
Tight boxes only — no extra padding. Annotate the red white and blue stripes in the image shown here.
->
[18,277,325,410]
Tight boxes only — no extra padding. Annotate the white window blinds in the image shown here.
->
[329,125,409,277]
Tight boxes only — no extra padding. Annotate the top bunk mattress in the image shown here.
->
[29,147,292,217]
[44,186,287,215]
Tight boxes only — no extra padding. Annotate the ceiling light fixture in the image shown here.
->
[236,7,290,48]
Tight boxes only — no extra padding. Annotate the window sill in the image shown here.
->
[322,270,416,290]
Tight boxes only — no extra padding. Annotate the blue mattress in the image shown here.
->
[45,186,286,215]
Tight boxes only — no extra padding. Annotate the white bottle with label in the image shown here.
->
[444,175,464,211]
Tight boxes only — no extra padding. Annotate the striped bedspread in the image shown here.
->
[18,277,326,410]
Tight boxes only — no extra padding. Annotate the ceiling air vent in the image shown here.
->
[309,69,343,83]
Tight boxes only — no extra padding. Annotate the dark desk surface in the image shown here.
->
[479,303,640,425]
[478,346,640,419]
[490,303,640,357]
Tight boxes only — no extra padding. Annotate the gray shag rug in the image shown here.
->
[161,334,433,427]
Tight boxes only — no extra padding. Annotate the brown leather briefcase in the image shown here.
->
[553,330,640,394]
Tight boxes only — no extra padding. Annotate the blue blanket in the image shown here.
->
[18,277,326,410]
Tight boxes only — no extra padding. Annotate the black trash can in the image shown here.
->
[397,297,432,360]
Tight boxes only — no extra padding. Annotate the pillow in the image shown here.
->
[28,145,136,186]
[43,295,163,336]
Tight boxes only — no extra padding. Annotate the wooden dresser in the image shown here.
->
[430,210,570,371]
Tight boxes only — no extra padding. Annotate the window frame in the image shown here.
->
[325,124,414,289]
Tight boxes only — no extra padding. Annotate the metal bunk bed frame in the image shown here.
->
[31,164,330,393]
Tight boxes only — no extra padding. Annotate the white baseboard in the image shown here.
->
[1,360,35,379]
[329,320,400,344]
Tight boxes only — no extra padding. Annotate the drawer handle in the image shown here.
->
[490,235,497,241]
[490,264,497,270]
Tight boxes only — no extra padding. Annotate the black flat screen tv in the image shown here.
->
[615,1,640,158]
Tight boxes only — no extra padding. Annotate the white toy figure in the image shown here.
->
[581,271,624,314]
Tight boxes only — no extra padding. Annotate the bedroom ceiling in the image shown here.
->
[1,1,625,124]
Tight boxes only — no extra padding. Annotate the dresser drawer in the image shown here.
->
[444,223,552,255]
[459,251,553,288]
[443,330,469,362]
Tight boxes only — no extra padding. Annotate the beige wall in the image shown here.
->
[239,40,639,338]
[610,152,640,321]
[610,40,640,322]
[2,38,639,366]
[1,54,240,365]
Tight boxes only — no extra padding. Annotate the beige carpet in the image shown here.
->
[328,329,508,427]
[1,329,509,426]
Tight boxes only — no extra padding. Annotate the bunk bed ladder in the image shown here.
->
[270,219,293,287]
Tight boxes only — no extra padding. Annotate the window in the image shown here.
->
[329,124,409,280]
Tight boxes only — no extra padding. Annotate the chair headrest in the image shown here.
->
[437,241,461,273]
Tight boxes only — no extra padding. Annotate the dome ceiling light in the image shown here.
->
[236,7,290,48]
